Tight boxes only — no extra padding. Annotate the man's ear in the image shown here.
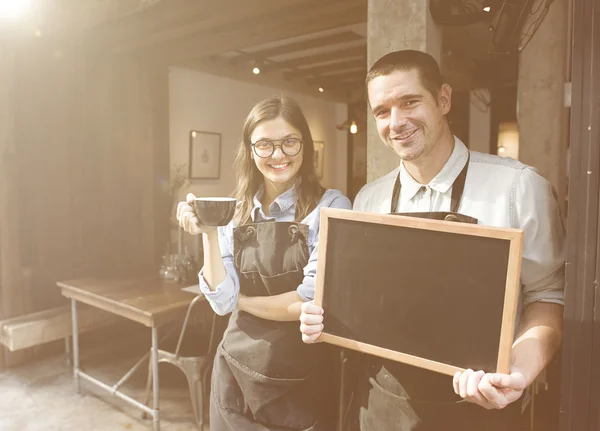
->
[438,83,452,115]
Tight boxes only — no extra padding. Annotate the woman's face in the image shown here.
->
[250,117,304,190]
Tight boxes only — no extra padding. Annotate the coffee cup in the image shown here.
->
[191,197,236,226]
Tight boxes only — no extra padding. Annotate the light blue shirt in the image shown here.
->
[199,187,352,315]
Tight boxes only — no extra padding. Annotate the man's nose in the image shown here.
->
[390,107,408,130]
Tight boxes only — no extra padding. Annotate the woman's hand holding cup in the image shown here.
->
[176,193,217,235]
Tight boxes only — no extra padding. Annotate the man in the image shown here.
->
[299,50,564,430]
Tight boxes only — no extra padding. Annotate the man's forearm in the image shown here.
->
[237,291,304,321]
[511,302,563,386]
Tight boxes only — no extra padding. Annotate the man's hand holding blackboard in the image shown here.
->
[452,368,526,410]
[299,301,324,343]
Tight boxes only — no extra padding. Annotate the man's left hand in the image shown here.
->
[453,369,527,410]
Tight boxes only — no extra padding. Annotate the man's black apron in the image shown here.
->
[209,220,331,431]
[350,155,523,431]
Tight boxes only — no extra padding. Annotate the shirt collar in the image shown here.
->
[399,136,469,202]
[251,184,296,221]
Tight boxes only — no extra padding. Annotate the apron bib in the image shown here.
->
[210,221,330,431]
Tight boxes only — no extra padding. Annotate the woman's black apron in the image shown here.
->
[349,156,524,431]
[209,220,332,431]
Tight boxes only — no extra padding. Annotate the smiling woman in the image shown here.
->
[175,93,352,430]
[249,121,305,199]
[231,95,327,227]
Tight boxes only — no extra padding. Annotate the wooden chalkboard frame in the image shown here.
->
[314,207,523,376]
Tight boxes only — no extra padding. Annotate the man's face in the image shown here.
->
[367,69,451,162]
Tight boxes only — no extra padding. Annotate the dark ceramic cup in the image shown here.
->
[191,197,237,226]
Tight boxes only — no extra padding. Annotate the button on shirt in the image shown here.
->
[353,137,565,307]
[199,187,352,315]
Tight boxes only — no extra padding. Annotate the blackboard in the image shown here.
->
[314,208,523,376]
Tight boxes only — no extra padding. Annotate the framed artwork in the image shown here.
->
[313,140,325,179]
[314,207,523,376]
[189,130,221,179]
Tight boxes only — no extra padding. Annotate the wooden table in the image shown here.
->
[59,278,200,431]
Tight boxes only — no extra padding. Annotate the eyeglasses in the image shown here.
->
[251,138,303,158]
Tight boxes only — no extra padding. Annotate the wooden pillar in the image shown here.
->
[0,40,170,369]
[560,0,600,427]
[517,0,569,213]
[366,0,441,182]
[0,40,24,318]
[0,40,23,370]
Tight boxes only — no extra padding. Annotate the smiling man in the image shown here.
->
[299,50,565,430]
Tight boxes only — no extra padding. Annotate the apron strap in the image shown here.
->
[390,153,470,214]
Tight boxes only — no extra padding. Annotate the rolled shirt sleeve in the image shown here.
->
[198,223,240,315]
[296,193,353,301]
[515,167,566,306]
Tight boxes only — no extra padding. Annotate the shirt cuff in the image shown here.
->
[296,275,315,302]
[522,279,565,307]
[198,267,238,315]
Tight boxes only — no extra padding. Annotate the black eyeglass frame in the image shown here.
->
[250,138,304,158]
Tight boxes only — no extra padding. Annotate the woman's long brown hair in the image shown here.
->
[233,94,324,226]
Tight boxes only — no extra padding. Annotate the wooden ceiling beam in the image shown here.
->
[306,70,366,86]
[88,0,233,50]
[17,0,156,43]
[284,58,366,79]
[98,0,310,55]
[73,0,153,29]
[230,31,364,65]
[261,45,366,72]
[176,57,353,103]
[324,80,366,101]
[141,0,367,65]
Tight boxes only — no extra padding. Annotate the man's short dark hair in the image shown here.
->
[366,50,443,99]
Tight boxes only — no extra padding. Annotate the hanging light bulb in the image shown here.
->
[252,67,260,75]
[318,87,324,93]
[483,6,491,12]
[350,121,358,134]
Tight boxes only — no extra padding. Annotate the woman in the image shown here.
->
[177,94,351,430]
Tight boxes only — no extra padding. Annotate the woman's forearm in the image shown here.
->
[202,229,227,292]
[237,291,304,321]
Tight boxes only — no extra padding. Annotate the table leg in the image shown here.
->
[64,335,72,367]
[151,327,160,431]
[70,300,80,394]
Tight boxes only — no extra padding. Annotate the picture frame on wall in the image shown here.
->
[314,140,325,179]
[189,130,221,179]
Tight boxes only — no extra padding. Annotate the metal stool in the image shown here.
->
[142,296,226,429]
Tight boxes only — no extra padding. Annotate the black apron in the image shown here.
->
[209,220,330,431]
[350,155,523,431]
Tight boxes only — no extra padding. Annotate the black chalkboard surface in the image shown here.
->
[314,208,523,376]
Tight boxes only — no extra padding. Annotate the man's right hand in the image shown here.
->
[299,301,324,343]
[176,193,217,235]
